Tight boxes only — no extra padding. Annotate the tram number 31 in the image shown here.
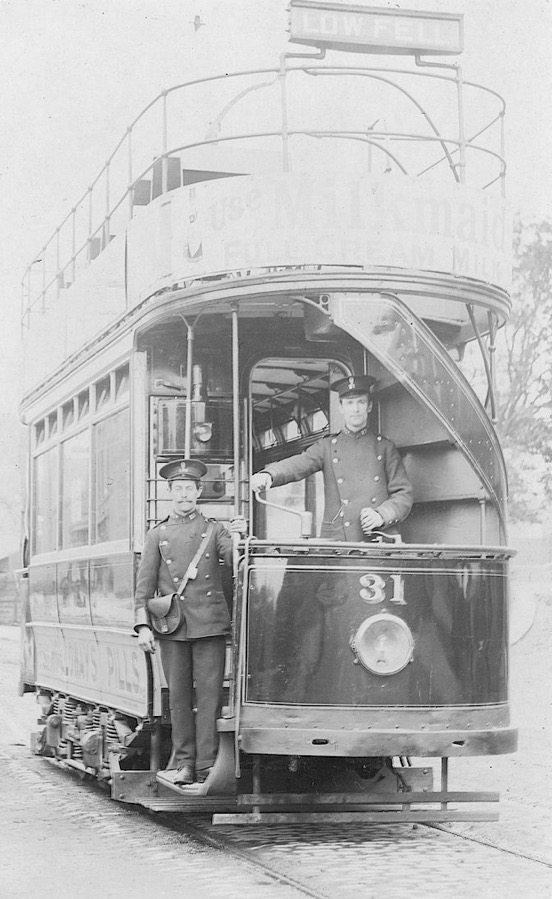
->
[359,573,406,605]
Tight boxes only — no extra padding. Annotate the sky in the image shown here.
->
[1,0,551,417]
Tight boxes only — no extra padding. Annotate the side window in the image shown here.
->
[60,430,90,548]
[33,447,58,554]
[93,408,130,542]
[30,361,131,557]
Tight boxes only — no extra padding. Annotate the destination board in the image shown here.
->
[289,2,463,55]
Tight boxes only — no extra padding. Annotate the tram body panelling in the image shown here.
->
[241,545,513,757]
[18,25,516,820]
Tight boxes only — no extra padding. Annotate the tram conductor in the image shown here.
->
[251,375,413,540]
[134,459,239,787]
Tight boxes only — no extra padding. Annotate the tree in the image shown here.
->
[495,217,552,522]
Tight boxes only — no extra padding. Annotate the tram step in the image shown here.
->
[236,791,499,806]
[213,809,500,825]
[140,797,238,813]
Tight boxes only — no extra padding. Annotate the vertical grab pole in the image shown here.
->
[231,305,241,517]
[229,305,240,724]
[184,317,194,458]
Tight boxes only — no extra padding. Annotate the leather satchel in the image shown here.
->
[146,523,214,636]
[147,592,183,635]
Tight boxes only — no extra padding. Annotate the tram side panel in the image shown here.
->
[22,553,165,762]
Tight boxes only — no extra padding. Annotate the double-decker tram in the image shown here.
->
[19,5,516,822]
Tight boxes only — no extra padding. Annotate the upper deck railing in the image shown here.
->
[21,60,506,329]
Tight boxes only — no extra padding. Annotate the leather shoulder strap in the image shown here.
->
[174,522,215,596]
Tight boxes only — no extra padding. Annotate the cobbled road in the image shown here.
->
[2,622,552,899]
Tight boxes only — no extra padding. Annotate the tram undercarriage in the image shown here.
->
[30,677,508,824]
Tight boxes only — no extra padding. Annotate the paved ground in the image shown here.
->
[441,564,552,865]
[0,627,307,899]
[2,574,552,899]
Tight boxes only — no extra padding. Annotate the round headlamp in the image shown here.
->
[351,613,414,676]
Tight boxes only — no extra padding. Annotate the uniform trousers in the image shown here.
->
[159,635,226,773]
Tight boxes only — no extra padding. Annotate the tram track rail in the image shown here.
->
[5,749,552,898]
[34,752,552,878]
[428,822,552,871]
[153,811,338,899]
[149,798,552,898]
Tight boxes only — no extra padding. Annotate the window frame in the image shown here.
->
[29,361,131,563]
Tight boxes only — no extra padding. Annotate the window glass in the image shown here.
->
[155,398,233,459]
[35,420,46,448]
[94,408,130,542]
[62,400,75,429]
[58,559,91,625]
[33,447,58,553]
[77,389,90,420]
[90,554,134,628]
[115,364,129,400]
[48,411,58,438]
[61,429,90,547]
[95,374,111,409]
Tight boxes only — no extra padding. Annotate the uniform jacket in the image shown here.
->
[134,510,233,640]
[264,428,413,542]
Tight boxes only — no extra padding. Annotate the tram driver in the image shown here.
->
[134,459,243,787]
[251,375,413,540]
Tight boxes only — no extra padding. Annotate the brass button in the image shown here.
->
[174,577,179,582]
[377,455,382,461]
[206,591,212,596]
[205,574,210,579]
[344,522,351,527]
[343,499,349,505]
[166,559,173,564]
[371,497,377,503]
[339,511,344,517]
[332,438,337,444]
[332,458,338,464]
[205,553,210,558]
[337,477,344,484]
[374,476,380,482]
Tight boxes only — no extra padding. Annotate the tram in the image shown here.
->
[18,4,516,823]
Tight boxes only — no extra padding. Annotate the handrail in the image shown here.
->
[21,63,507,329]
[22,129,507,326]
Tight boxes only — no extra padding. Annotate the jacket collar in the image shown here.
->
[170,509,201,522]
[341,426,369,438]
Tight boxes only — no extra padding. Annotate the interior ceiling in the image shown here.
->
[251,358,333,417]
